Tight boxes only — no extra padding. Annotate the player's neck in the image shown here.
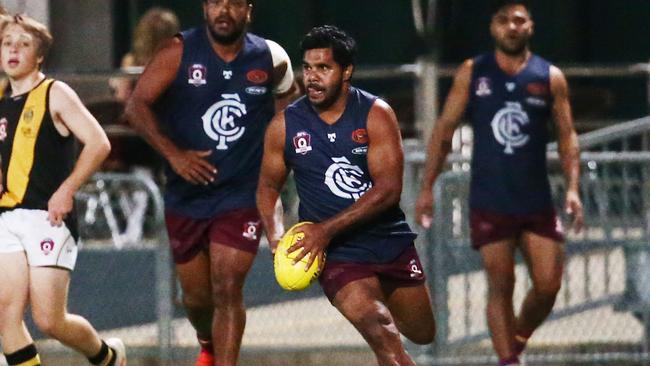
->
[315,85,351,124]
[494,49,531,76]
[8,70,45,97]
[207,30,245,63]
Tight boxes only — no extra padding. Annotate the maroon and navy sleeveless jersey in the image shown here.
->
[284,87,416,264]
[156,28,275,218]
[467,53,554,214]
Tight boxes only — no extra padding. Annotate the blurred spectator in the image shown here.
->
[110,7,180,102]
[101,7,179,173]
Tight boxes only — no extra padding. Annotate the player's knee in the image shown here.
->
[211,278,244,306]
[348,302,394,336]
[405,325,436,345]
[181,285,212,310]
[32,312,63,338]
[487,275,515,297]
[533,279,561,300]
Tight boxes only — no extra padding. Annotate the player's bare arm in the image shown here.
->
[415,59,473,228]
[125,37,216,185]
[256,112,289,253]
[48,81,111,226]
[289,99,406,269]
[551,65,583,232]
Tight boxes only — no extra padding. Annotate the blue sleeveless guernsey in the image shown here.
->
[156,28,275,218]
[284,87,416,263]
[468,53,554,215]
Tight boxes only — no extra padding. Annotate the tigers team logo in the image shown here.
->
[491,102,530,154]
[40,238,55,255]
[202,93,247,150]
[324,156,372,200]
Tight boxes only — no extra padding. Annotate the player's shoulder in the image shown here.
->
[49,79,76,100]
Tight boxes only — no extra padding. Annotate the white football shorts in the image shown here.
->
[0,209,78,270]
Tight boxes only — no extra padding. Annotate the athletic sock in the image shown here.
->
[498,356,520,366]
[88,340,116,366]
[4,343,41,366]
[198,336,214,355]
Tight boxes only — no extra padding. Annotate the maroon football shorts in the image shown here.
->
[165,208,262,264]
[470,208,564,250]
[319,245,426,301]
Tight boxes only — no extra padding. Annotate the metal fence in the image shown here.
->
[401,116,650,365]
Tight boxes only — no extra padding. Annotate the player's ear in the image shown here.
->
[343,65,354,82]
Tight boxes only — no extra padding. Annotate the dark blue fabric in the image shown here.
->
[157,28,275,218]
[468,53,554,214]
[284,87,416,263]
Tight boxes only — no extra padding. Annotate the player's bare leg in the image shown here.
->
[0,252,34,353]
[515,232,564,353]
[176,251,214,364]
[333,277,416,366]
[382,282,435,345]
[29,268,102,354]
[480,238,519,363]
[209,243,256,366]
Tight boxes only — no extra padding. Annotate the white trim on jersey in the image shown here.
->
[265,39,294,95]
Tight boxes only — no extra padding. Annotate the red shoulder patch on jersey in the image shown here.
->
[247,69,268,84]
[526,82,549,96]
[351,128,368,144]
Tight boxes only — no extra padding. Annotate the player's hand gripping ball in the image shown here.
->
[274,222,324,291]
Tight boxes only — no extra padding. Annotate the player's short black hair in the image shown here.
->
[491,0,531,16]
[300,25,357,68]
[202,0,254,4]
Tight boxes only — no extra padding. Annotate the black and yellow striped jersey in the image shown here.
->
[0,78,76,210]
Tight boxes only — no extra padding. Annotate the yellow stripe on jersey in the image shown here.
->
[0,79,54,207]
[15,354,41,366]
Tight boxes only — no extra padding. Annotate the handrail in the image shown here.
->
[49,62,650,82]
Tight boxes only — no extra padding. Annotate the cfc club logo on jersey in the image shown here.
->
[242,221,261,241]
[324,156,372,201]
[188,64,207,86]
[40,238,55,255]
[0,117,7,141]
[202,93,247,150]
[491,102,530,154]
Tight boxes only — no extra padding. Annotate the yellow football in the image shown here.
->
[274,222,324,291]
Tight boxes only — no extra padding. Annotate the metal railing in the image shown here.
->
[402,116,650,365]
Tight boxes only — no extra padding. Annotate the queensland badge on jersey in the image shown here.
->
[188,64,207,86]
[475,77,492,97]
[293,131,312,155]
[202,93,247,150]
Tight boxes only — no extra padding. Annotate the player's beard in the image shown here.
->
[496,36,529,56]
[309,78,344,111]
[207,19,247,45]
